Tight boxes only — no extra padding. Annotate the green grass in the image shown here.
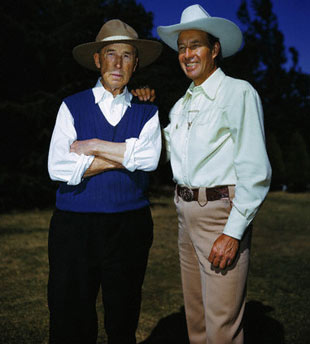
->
[0,192,309,343]
[245,192,310,344]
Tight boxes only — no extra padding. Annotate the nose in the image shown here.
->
[115,55,122,68]
[184,47,194,59]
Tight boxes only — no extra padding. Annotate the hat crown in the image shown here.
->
[157,4,243,58]
[96,19,138,42]
[181,4,211,23]
[73,19,162,71]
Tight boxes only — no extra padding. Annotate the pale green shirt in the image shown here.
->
[164,68,271,240]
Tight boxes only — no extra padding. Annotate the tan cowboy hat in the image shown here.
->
[73,19,162,71]
[157,4,243,58]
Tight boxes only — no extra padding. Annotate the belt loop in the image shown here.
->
[198,187,208,207]
[228,185,235,208]
[228,185,235,200]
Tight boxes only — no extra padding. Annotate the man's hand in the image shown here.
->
[84,156,123,178]
[208,234,240,270]
[131,87,156,102]
[70,139,97,156]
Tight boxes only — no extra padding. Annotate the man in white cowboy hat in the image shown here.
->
[47,19,162,344]
[157,4,271,344]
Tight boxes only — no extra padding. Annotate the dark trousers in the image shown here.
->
[48,207,153,344]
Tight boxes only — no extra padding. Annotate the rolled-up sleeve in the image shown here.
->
[48,102,94,185]
[223,86,272,240]
[123,111,162,172]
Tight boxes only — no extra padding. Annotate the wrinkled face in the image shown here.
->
[93,43,138,96]
[177,30,219,85]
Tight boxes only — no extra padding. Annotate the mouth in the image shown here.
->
[111,73,123,79]
[185,62,198,71]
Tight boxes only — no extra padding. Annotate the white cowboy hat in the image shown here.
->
[73,19,162,71]
[157,4,243,58]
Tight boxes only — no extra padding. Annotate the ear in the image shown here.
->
[212,42,221,59]
[93,53,101,69]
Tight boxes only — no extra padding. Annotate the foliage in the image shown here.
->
[0,0,158,211]
[222,0,310,192]
[266,133,286,190]
[286,132,310,192]
[0,0,155,101]
[239,0,310,149]
[0,0,310,211]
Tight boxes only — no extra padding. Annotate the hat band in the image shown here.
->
[100,35,135,42]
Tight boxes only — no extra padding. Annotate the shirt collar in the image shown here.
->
[92,78,132,106]
[183,68,225,103]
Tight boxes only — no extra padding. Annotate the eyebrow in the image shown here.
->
[105,48,116,52]
[105,48,134,55]
[177,39,202,46]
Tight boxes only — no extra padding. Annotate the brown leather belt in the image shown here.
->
[177,185,230,202]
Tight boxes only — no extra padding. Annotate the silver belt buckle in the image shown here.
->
[180,187,194,202]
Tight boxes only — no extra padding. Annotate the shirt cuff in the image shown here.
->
[222,205,252,240]
[122,138,137,172]
[67,154,95,185]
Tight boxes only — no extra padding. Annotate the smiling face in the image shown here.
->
[177,30,220,86]
[93,43,138,96]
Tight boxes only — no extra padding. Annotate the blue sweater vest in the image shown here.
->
[55,89,158,213]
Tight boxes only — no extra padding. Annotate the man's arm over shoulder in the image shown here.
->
[163,97,186,162]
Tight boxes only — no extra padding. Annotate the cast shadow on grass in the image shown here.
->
[244,300,285,344]
[140,306,189,344]
[140,301,285,344]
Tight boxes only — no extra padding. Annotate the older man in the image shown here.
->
[156,5,271,344]
[47,19,162,344]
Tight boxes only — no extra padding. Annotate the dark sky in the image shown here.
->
[137,0,309,74]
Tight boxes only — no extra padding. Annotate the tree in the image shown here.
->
[1,0,310,211]
[222,0,310,192]
[0,0,155,101]
[266,133,286,190]
[0,0,157,211]
[286,132,310,192]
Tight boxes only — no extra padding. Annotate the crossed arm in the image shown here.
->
[69,89,156,178]
[70,139,125,177]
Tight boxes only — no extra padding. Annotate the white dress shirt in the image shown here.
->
[164,68,271,240]
[48,79,161,185]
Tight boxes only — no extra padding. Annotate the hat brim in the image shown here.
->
[157,17,242,58]
[73,39,162,71]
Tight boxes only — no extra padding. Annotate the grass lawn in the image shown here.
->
[0,191,309,343]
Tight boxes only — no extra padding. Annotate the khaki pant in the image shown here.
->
[175,186,251,344]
